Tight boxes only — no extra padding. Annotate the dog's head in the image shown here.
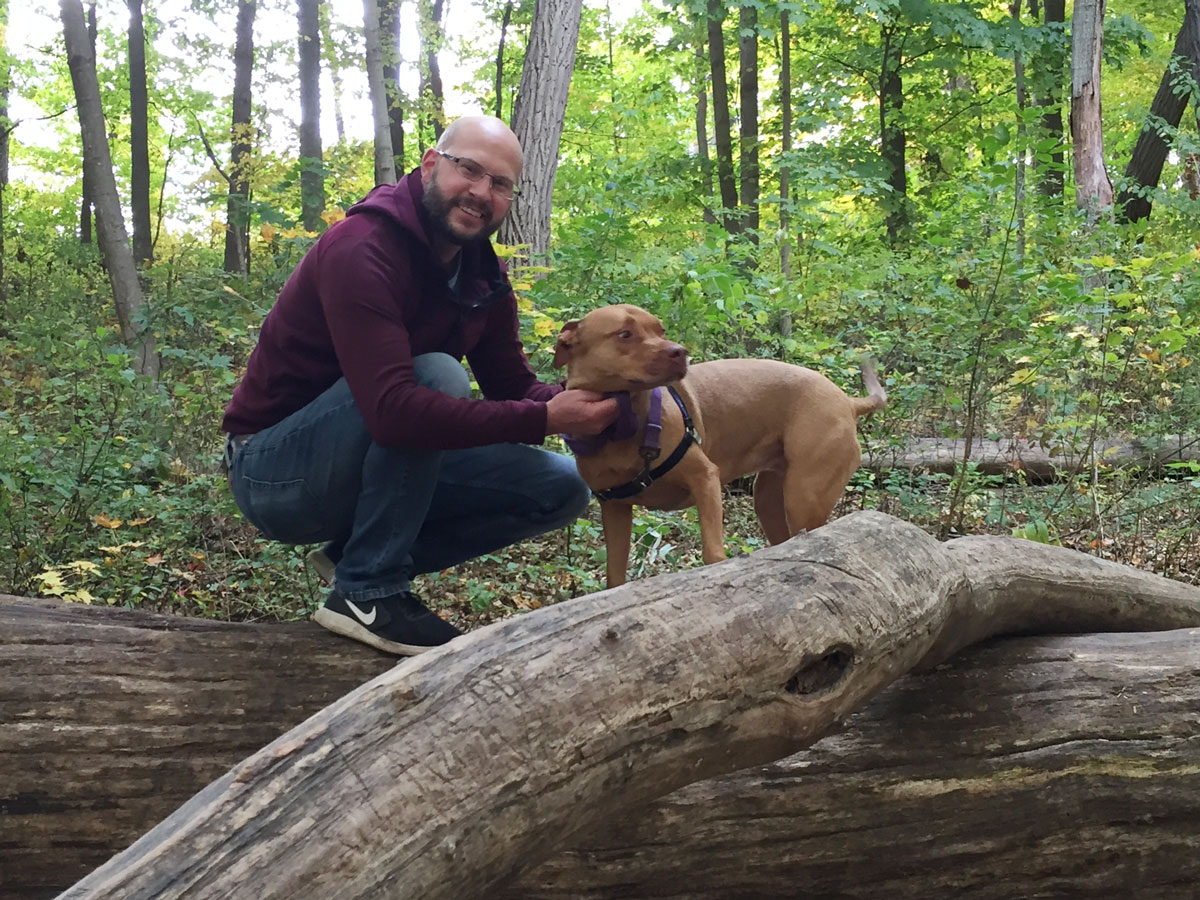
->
[554,304,688,392]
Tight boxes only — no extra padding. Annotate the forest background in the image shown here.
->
[1,0,1198,629]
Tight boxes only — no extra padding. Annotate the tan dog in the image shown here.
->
[554,303,886,587]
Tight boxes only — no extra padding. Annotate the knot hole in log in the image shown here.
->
[785,647,853,695]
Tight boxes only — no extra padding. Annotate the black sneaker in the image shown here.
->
[313,589,462,656]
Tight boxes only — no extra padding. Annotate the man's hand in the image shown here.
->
[546,389,619,436]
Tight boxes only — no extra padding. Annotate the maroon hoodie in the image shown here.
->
[221,170,560,449]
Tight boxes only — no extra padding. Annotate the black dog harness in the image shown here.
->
[563,386,700,502]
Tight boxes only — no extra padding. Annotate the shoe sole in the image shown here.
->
[313,607,435,656]
[306,548,336,586]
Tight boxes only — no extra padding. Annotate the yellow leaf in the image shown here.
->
[66,560,100,574]
[321,207,346,225]
[93,514,124,529]
[128,516,155,526]
[145,554,164,566]
[66,589,96,604]
[534,319,557,337]
[35,569,67,595]
[260,223,277,242]
[210,219,229,236]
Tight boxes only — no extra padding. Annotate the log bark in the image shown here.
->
[862,434,1200,481]
[501,627,1200,899]
[29,511,1200,900]
[0,598,394,900]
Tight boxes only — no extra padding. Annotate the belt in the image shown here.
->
[222,433,251,473]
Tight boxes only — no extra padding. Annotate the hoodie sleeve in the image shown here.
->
[314,220,551,450]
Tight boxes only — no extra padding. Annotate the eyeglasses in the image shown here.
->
[435,151,520,199]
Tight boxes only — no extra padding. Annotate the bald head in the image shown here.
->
[436,116,523,179]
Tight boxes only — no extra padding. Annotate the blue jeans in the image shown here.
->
[227,354,590,602]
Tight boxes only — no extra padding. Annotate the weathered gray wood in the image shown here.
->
[0,597,393,900]
[498,628,1200,899]
[48,511,1200,900]
[863,434,1200,481]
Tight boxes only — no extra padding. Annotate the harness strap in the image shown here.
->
[595,386,699,502]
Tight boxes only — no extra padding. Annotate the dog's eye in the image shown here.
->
[618,330,633,339]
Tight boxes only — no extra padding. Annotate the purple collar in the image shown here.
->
[562,389,664,458]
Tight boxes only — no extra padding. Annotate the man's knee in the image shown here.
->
[542,454,592,526]
[413,353,471,399]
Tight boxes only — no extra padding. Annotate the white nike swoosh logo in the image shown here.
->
[345,599,377,626]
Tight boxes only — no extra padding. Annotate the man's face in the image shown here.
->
[421,152,515,247]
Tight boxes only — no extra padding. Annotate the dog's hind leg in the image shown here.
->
[752,469,792,545]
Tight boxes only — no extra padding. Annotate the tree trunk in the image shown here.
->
[694,37,715,226]
[706,0,738,235]
[779,8,791,281]
[862,433,1200,481]
[1029,0,1067,199]
[1012,0,1027,257]
[47,511,1200,900]
[499,0,585,264]
[127,0,152,266]
[297,0,325,231]
[363,0,397,185]
[498,628,1200,899]
[79,0,96,245]
[880,25,908,242]
[60,0,158,379]
[380,0,405,172]
[417,0,446,143]
[224,0,255,275]
[1116,0,1200,224]
[319,1,346,143]
[1070,0,1114,218]
[494,0,513,119]
[737,2,757,242]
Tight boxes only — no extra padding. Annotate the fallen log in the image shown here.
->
[0,598,394,900]
[499,627,1200,899]
[862,434,1200,482]
[39,510,1200,900]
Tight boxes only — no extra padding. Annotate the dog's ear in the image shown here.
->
[553,321,579,369]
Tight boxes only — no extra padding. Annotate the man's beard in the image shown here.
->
[421,175,502,246]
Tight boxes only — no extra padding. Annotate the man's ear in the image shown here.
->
[552,321,579,369]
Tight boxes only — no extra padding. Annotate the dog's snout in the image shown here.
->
[667,344,687,359]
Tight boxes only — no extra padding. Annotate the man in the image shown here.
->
[222,116,616,656]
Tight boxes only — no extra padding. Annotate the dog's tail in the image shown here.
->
[851,359,887,418]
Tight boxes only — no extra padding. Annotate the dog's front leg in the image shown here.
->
[693,475,727,565]
[599,500,634,588]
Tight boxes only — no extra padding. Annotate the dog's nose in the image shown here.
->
[667,344,687,359]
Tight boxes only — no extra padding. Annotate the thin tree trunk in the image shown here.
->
[48,512,1200,899]
[1070,0,1114,218]
[319,1,346,143]
[417,0,446,143]
[380,0,404,172]
[79,0,96,244]
[499,0,585,263]
[737,2,758,243]
[363,0,397,184]
[1030,0,1066,198]
[1012,0,1027,257]
[1116,0,1200,223]
[706,0,738,235]
[224,0,255,275]
[61,0,158,378]
[494,0,513,119]
[694,39,715,226]
[880,25,907,242]
[779,8,792,328]
[127,0,152,266]
[297,0,325,231]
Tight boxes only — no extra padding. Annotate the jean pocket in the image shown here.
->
[237,475,327,544]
